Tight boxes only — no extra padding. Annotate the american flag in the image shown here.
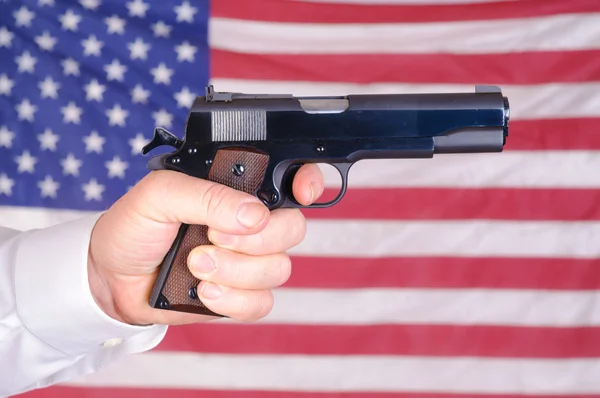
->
[2,0,600,396]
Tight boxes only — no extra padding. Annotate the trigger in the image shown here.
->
[142,127,184,155]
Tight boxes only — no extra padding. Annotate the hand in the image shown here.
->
[87,165,324,326]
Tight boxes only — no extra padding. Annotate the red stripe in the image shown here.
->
[284,257,600,290]
[211,0,600,23]
[23,387,600,398]
[211,49,600,85]
[156,324,600,358]
[506,119,600,150]
[300,188,600,221]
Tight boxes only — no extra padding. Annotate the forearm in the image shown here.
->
[0,214,167,396]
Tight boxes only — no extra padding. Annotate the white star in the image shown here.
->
[62,58,80,76]
[15,51,37,73]
[35,31,57,51]
[38,0,55,5]
[82,35,103,56]
[38,128,59,151]
[0,126,15,148]
[15,150,37,173]
[61,102,83,124]
[0,174,14,196]
[83,131,105,153]
[80,0,101,10]
[152,109,173,128]
[84,79,105,101]
[14,6,35,27]
[38,175,60,198]
[128,37,151,60]
[0,27,14,48]
[105,156,129,178]
[106,104,128,126]
[174,87,195,108]
[150,63,173,85]
[104,59,127,81]
[127,0,149,17]
[0,74,14,95]
[39,76,60,98]
[105,15,126,34]
[131,84,150,104]
[16,99,36,121]
[174,1,196,23]
[61,153,82,176]
[129,133,148,155]
[152,21,171,38]
[82,179,104,201]
[59,9,81,31]
[175,41,197,62]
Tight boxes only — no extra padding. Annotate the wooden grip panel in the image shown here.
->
[151,147,270,316]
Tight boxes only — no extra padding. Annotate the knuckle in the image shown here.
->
[239,291,274,322]
[276,253,292,285]
[199,183,233,217]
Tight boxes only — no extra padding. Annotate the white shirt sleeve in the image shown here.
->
[0,212,168,396]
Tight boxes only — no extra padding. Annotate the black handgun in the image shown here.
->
[142,84,510,317]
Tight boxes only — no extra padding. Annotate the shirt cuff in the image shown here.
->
[14,212,168,357]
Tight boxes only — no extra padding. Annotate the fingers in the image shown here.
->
[129,170,270,235]
[188,245,291,290]
[292,163,325,205]
[208,208,307,255]
[197,282,274,322]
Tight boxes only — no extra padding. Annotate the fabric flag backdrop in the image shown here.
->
[2,0,600,396]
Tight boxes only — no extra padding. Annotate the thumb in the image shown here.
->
[126,170,270,235]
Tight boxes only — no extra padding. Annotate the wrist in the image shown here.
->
[87,252,129,324]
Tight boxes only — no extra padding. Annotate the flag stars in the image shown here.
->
[175,41,197,62]
[39,76,60,99]
[62,58,80,76]
[152,109,173,128]
[16,99,37,121]
[15,51,37,73]
[150,63,173,85]
[0,174,15,196]
[82,179,104,201]
[80,0,101,10]
[61,153,82,175]
[83,131,105,153]
[174,87,195,108]
[106,104,129,126]
[38,128,59,151]
[174,1,196,23]
[35,31,57,51]
[0,74,14,95]
[15,150,37,173]
[131,84,150,103]
[105,15,126,34]
[152,21,171,38]
[105,156,129,179]
[105,59,127,81]
[82,35,103,56]
[127,0,149,17]
[14,6,35,27]
[129,133,148,155]
[128,38,151,60]
[0,126,15,148]
[0,27,14,48]
[59,9,81,31]
[61,102,83,124]
[84,79,105,101]
[38,176,60,198]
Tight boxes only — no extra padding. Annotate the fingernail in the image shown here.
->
[190,251,215,274]
[237,202,267,228]
[200,282,221,300]
[309,182,320,203]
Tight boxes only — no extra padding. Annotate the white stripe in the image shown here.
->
[64,352,600,393]
[209,13,600,54]
[209,79,600,120]
[0,206,93,231]
[261,288,600,326]
[291,219,600,258]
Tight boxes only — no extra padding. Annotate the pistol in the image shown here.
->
[142,84,510,317]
